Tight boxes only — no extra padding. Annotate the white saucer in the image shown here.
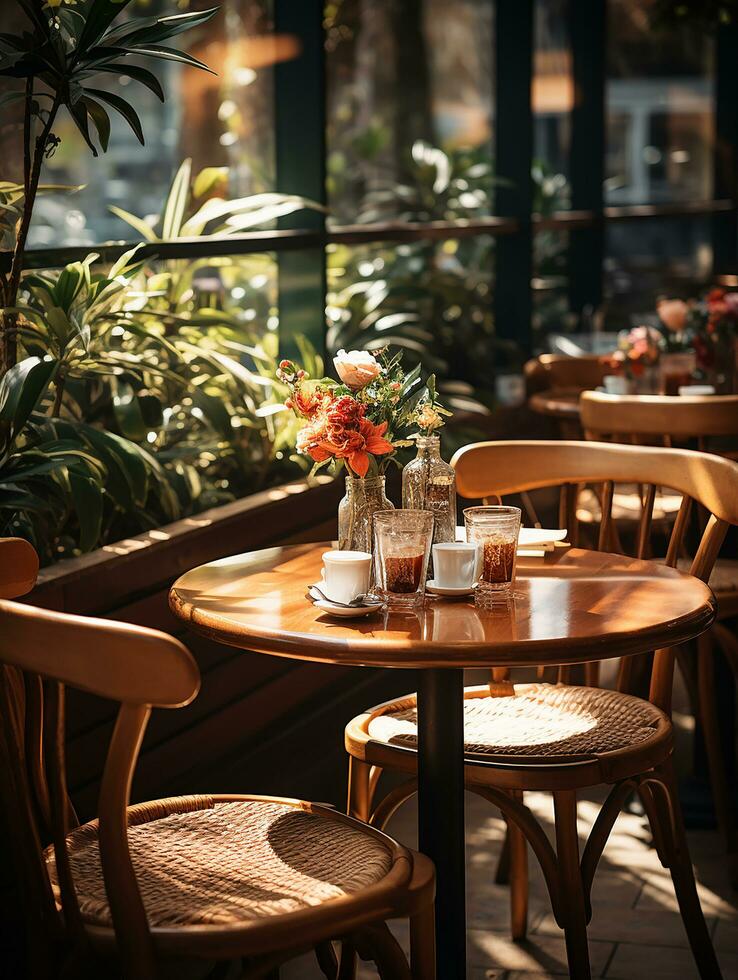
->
[309,584,383,618]
[426,580,476,597]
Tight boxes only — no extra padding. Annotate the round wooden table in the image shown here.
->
[529,387,582,423]
[170,542,715,980]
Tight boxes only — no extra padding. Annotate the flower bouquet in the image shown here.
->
[656,288,738,391]
[277,347,450,551]
[601,325,662,391]
[686,288,738,391]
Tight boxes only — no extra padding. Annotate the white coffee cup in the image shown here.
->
[678,384,715,396]
[603,375,631,395]
[432,542,481,588]
[321,550,371,604]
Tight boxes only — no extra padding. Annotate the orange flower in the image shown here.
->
[349,418,394,477]
[295,395,394,476]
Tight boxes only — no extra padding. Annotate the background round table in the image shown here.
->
[170,541,715,980]
[529,387,582,424]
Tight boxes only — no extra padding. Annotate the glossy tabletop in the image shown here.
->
[169,542,716,669]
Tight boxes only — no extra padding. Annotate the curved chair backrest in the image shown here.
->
[524,353,606,393]
[580,391,738,445]
[0,538,200,974]
[0,535,39,598]
[452,440,738,706]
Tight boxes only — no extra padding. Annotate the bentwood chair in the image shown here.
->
[524,353,606,395]
[0,538,435,980]
[581,390,738,883]
[344,441,737,980]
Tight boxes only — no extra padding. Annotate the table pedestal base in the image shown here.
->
[418,667,466,979]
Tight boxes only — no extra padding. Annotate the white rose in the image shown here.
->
[333,349,381,390]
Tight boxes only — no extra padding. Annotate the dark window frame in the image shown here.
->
[1,0,735,357]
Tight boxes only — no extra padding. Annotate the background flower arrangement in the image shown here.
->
[602,325,662,383]
[657,287,738,390]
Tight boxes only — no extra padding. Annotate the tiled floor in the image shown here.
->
[282,786,738,979]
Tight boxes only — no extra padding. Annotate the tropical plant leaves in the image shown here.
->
[0,0,217,157]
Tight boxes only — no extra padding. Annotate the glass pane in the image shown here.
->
[325,0,494,225]
[604,216,712,325]
[605,0,715,205]
[533,0,572,209]
[326,236,499,399]
[1,1,278,248]
[533,229,573,349]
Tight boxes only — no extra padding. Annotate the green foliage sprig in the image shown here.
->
[0,0,218,372]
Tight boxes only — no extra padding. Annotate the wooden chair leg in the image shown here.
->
[409,902,436,980]
[553,790,591,980]
[509,792,529,941]
[356,923,411,980]
[347,757,372,821]
[648,762,722,979]
[337,939,357,980]
[315,941,339,979]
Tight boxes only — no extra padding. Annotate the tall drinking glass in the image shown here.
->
[464,505,521,604]
[372,510,434,608]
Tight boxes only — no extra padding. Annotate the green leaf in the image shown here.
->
[112,380,147,442]
[108,204,158,242]
[191,387,232,438]
[77,0,136,52]
[0,356,57,438]
[106,7,219,47]
[54,260,90,312]
[69,473,103,552]
[162,158,191,240]
[193,166,228,199]
[127,44,216,74]
[68,98,98,156]
[81,96,111,153]
[107,242,147,279]
[84,87,144,145]
[87,62,164,101]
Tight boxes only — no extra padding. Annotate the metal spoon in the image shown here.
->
[307,584,376,608]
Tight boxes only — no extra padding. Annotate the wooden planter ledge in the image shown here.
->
[31,474,342,616]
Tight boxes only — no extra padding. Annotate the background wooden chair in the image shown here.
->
[524,353,607,395]
[581,391,738,884]
[344,441,737,980]
[0,538,435,980]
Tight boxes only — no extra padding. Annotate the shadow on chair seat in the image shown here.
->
[364,684,669,764]
[47,796,395,933]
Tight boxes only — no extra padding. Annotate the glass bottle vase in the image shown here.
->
[337,475,394,553]
[401,435,457,549]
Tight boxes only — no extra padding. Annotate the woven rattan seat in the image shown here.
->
[46,798,393,929]
[367,683,667,759]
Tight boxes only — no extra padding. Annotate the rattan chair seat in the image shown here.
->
[367,683,667,760]
[46,798,393,929]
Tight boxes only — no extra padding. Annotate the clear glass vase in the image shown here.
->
[402,435,457,549]
[337,475,394,553]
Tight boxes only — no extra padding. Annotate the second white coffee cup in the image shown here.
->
[322,550,371,604]
[432,542,481,588]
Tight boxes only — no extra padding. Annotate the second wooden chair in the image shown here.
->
[0,537,435,980]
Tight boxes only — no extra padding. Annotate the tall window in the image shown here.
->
[1,0,733,381]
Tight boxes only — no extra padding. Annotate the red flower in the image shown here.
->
[295,394,394,476]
